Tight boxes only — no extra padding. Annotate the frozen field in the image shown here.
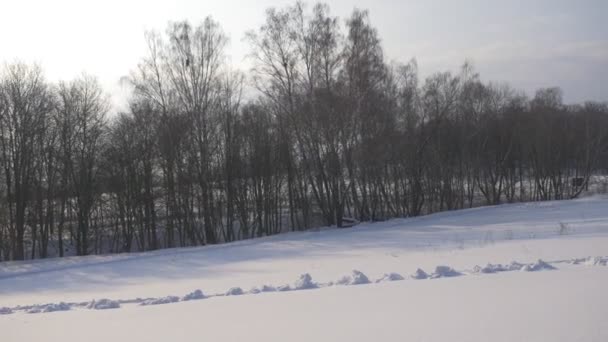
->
[2,196,608,341]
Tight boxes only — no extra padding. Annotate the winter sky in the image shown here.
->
[1,0,606,110]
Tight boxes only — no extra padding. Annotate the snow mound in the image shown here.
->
[261,285,278,292]
[583,256,608,266]
[140,296,180,306]
[29,302,71,313]
[0,307,13,315]
[44,302,72,313]
[430,266,462,278]
[226,287,244,296]
[87,299,120,310]
[569,257,587,265]
[182,289,205,301]
[376,273,405,283]
[473,264,508,274]
[521,259,556,272]
[294,273,318,290]
[249,287,261,294]
[250,285,277,294]
[277,284,292,292]
[568,257,607,266]
[337,270,370,285]
[26,307,42,314]
[507,261,525,271]
[411,268,429,280]
[348,270,370,285]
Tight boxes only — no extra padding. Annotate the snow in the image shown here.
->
[34,302,71,313]
[571,256,608,266]
[181,289,205,301]
[276,284,292,292]
[249,285,277,294]
[375,272,405,282]
[585,256,608,266]
[520,259,557,272]
[4,268,608,342]
[2,196,608,341]
[411,268,430,279]
[430,265,463,278]
[293,273,318,290]
[336,270,371,285]
[473,263,506,273]
[87,299,120,310]
[225,287,244,296]
[139,296,179,306]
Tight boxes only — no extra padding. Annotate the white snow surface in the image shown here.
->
[2,196,608,341]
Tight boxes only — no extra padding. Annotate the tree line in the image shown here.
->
[1,2,607,261]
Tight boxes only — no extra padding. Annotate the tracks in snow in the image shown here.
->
[1,256,606,316]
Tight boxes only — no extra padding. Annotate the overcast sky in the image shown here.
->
[1,0,606,111]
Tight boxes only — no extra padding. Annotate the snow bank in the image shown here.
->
[226,287,244,296]
[376,273,405,283]
[88,299,120,310]
[4,196,608,341]
[473,263,508,274]
[507,261,525,271]
[294,273,318,290]
[583,256,608,266]
[521,259,556,272]
[27,302,71,313]
[411,268,429,280]
[568,257,606,266]
[0,257,577,315]
[44,302,71,313]
[182,289,205,301]
[277,284,292,292]
[430,266,462,278]
[568,256,607,266]
[250,285,277,294]
[337,270,370,285]
[473,260,556,273]
[261,285,278,292]
[140,296,180,306]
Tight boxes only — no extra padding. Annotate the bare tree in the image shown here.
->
[0,63,54,260]
[56,75,108,256]
[1,2,607,261]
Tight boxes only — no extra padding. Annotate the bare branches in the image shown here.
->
[1,2,607,261]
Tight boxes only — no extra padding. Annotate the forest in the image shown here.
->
[1,2,607,261]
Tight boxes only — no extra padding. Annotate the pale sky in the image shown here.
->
[1,0,606,111]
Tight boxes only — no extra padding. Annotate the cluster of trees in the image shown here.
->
[1,2,607,261]
[0,65,107,260]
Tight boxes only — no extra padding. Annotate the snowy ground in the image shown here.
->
[2,196,608,341]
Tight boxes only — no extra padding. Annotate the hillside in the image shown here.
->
[2,196,608,341]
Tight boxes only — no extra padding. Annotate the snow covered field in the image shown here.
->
[2,196,608,341]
